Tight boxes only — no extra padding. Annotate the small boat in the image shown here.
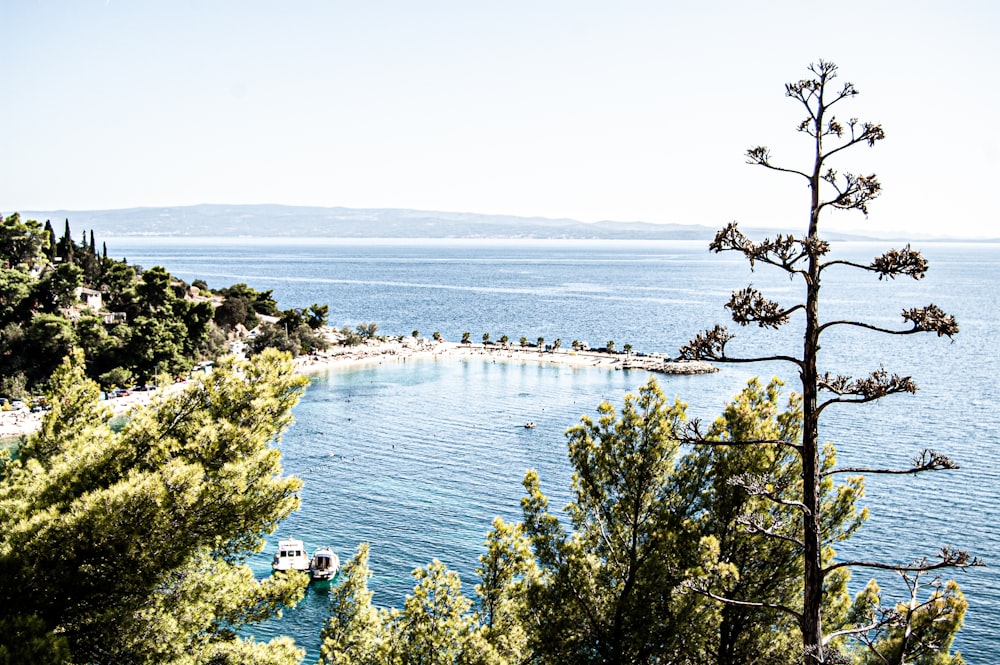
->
[310,546,340,581]
[271,538,310,572]
[524,422,536,429]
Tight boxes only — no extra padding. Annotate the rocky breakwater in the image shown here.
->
[619,356,718,375]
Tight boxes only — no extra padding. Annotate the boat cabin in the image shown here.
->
[271,538,310,572]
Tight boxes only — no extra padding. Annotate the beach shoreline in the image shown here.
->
[1,339,714,440]
[294,339,715,376]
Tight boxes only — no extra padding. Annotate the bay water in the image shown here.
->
[107,237,999,662]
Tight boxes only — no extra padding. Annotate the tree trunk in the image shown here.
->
[800,270,824,663]
[801,122,826,661]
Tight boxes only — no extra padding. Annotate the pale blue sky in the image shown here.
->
[3,1,997,237]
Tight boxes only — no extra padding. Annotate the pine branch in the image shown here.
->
[902,304,959,338]
[823,613,894,648]
[679,419,801,450]
[678,324,733,360]
[728,473,810,514]
[817,172,881,216]
[735,513,805,548]
[680,578,802,621]
[726,287,803,329]
[871,244,927,279]
[677,325,802,367]
[787,60,855,109]
[818,304,958,342]
[823,244,928,281]
[823,547,984,576]
[817,368,917,413]
[822,121,886,161]
[822,116,845,140]
[831,567,976,661]
[823,449,958,478]
[710,222,816,273]
[745,146,810,180]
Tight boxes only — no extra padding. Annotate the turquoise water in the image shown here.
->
[108,238,1000,662]
[246,357,765,658]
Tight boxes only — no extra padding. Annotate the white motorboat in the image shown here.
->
[271,538,310,572]
[310,546,340,581]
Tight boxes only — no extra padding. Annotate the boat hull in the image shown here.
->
[310,548,340,581]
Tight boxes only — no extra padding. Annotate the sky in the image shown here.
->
[2,1,997,237]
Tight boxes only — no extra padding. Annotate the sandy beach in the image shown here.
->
[294,338,715,376]
[1,337,714,440]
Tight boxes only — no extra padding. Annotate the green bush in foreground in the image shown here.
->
[0,349,309,665]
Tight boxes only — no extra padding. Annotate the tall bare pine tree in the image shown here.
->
[678,60,979,664]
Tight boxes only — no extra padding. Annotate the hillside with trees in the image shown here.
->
[0,213,329,397]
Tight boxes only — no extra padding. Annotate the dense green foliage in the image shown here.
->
[0,214,217,391]
[0,349,310,664]
[674,379,862,664]
[0,213,329,394]
[246,305,331,357]
[519,379,703,664]
[318,543,505,665]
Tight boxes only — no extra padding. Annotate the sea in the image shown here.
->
[106,237,999,663]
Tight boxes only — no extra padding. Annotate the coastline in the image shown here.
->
[293,339,715,376]
[1,339,714,440]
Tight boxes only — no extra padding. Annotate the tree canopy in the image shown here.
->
[519,378,702,664]
[0,214,330,393]
[0,349,310,665]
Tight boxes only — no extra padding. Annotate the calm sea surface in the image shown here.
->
[108,238,999,663]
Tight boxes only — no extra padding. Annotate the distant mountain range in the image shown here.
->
[15,203,908,241]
